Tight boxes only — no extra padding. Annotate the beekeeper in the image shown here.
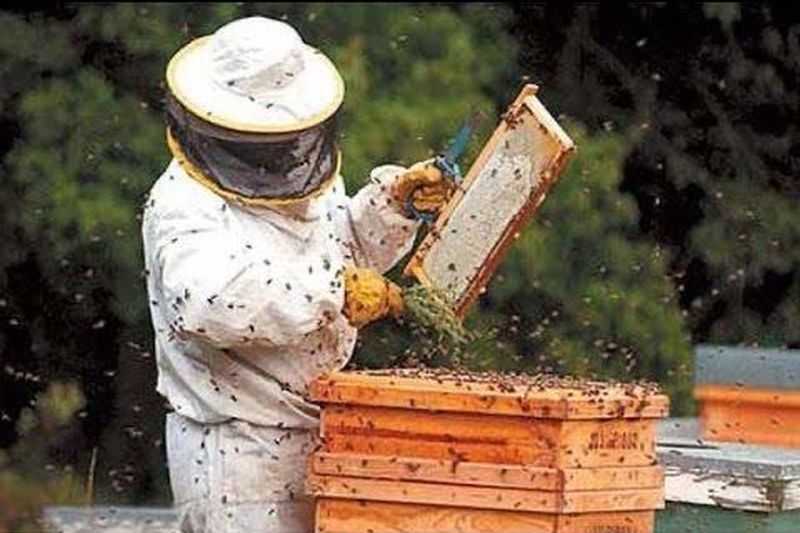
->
[142,15,452,533]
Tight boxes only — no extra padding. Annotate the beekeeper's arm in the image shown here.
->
[151,202,343,349]
[333,161,451,274]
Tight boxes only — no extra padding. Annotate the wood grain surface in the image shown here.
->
[307,474,664,513]
[315,499,655,533]
[311,452,663,492]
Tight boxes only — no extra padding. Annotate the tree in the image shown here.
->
[511,3,800,347]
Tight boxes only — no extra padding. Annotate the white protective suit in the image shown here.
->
[142,159,420,532]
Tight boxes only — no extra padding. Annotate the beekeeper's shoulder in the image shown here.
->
[147,159,228,222]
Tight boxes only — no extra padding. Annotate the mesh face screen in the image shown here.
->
[166,92,340,200]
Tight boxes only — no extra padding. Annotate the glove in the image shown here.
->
[343,267,404,328]
[391,160,454,216]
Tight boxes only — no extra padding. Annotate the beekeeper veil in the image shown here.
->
[164,16,345,204]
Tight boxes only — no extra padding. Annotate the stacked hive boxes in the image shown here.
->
[306,369,669,533]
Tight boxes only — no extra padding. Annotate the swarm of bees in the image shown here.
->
[355,366,664,400]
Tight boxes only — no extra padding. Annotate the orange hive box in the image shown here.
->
[696,385,800,448]
[306,369,669,533]
[694,345,800,448]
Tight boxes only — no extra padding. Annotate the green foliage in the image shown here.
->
[520,3,800,346]
[0,13,78,107]
[0,382,86,531]
[8,69,165,323]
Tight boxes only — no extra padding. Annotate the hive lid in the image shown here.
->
[309,369,669,420]
[695,344,800,390]
[657,418,800,512]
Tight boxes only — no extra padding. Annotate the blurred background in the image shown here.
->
[0,3,797,530]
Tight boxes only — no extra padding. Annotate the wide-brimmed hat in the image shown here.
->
[166,16,344,133]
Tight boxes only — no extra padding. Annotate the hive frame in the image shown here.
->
[404,84,576,317]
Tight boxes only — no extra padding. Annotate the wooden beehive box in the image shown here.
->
[695,345,800,448]
[307,369,669,533]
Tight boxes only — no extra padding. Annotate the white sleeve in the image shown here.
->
[148,200,344,349]
[333,165,421,274]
